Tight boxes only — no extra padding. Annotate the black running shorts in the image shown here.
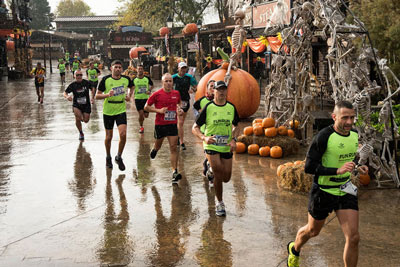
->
[35,82,44,88]
[154,124,178,139]
[89,80,98,89]
[308,183,358,220]
[73,104,91,114]
[204,149,233,159]
[135,99,148,112]
[60,72,65,77]
[180,100,190,113]
[103,112,127,130]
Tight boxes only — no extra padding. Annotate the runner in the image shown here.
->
[96,60,133,171]
[172,61,198,150]
[69,54,74,73]
[63,69,92,140]
[193,79,215,186]
[192,81,240,216]
[64,51,70,72]
[72,57,81,76]
[133,64,153,133]
[286,100,368,267]
[30,62,46,104]
[86,62,101,104]
[144,73,184,184]
[57,59,66,85]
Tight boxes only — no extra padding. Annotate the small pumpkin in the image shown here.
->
[129,47,147,59]
[289,119,300,129]
[253,123,262,128]
[265,127,278,137]
[270,146,283,158]
[248,144,260,155]
[278,126,288,136]
[262,117,275,128]
[359,173,370,185]
[252,118,263,125]
[287,129,295,138]
[243,126,253,136]
[253,125,264,136]
[259,146,271,157]
[236,142,246,153]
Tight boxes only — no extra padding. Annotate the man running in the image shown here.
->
[133,64,154,133]
[96,60,133,171]
[63,69,92,140]
[193,79,215,186]
[144,73,184,184]
[192,81,239,216]
[86,62,101,104]
[30,62,46,104]
[64,51,70,72]
[172,61,198,150]
[286,100,369,267]
[57,59,66,85]
[72,57,81,76]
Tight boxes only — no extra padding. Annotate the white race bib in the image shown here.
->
[164,110,176,121]
[113,85,125,96]
[77,96,87,105]
[340,180,358,196]
[138,85,147,94]
[214,135,229,146]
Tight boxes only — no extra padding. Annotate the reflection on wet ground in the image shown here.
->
[0,68,399,266]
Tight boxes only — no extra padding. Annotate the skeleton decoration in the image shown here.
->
[265,0,400,187]
[225,9,247,86]
[264,0,290,36]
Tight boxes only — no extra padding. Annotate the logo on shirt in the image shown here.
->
[213,112,217,116]
[338,143,345,149]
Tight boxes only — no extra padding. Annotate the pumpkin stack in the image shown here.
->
[236,117,300,157]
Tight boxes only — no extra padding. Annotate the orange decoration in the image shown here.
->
[236,142,246,153]
[265,127,278,137]
[248,144,260,155]
[278,126,288,136]
[289,120,300,129]
[294,160,304,165]
[253,125,264,136]
[159,27,170,37]
[359,173,370,185]
[259,146,270,157]
[220,62,229,69]
[129,47,147,59]
[287,129,295,138]
[277,164,286,176]
[262,117,275,128]
[243,126,254,136]
[270,146,283,158]
[182,23,198,35]
[6,40,15,51]
[195,68,260,118]
[252,118,263,125]
[253,123,262,128]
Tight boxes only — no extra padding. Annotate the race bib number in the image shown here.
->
[90,74,96,80]
[138,85,147,94]
[181,100,189,109]
[77,96,87,105]
[214,135,229,146]
[113,85,125,96]
[164,110,176,121]
[340,180,358,196]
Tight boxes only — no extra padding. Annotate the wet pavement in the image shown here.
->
[0,65,399,266]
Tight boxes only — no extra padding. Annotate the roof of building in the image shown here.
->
[54,16,118,22]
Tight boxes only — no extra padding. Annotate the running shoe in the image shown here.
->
[287,241,300,267]
[37,96,40,102]
[106,156,113,169]
[172,170,182,184]
[181,143,186,150]
[206,167,214,182]
[150,149,158,159]
[79,132,84,141]
[216,202,226,217]
[139,127,144,133]
[115,156,126,171]
[39,97,43,104]
[202,158,208,176]
[177,138,180,146]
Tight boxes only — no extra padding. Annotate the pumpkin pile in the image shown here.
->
[236,117,300,157]
[122,66,137,80]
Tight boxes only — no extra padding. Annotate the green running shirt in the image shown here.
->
[98,74,133,116]
[193,96,212,133]
[58,63,65,73]
[305,125,359,196]
[87,68,100,82]
[133,76,153,100]
[195,101,240,153]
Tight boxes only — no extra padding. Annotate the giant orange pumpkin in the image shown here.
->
[129,47,147,59]
[195,68,260,118]
[243,126,253,136]
[253,125,264,136]
[159,27,170,37]
[259,146,270,157]
[265,127,278,137]
[262,117,275,128]
[270,146,283,158]
[278,126,288,136]
[359,173,370,185]
[182,23,198,35]
[236,142,246,153]
[248,144,260,155]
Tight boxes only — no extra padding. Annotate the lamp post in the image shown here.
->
[89,31,93,55]
[196,19,202,76]
[166,14,173,55]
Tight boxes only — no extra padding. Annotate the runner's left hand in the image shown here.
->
[125,95,130,101]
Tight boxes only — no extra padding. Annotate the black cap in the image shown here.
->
[214,80,228,90]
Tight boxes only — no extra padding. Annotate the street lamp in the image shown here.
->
[166,15,173,55]
[166,14,173,28]
[89,31,93,54]
[196,19,202,76]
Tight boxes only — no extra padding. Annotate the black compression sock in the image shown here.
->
[291,245,300,256]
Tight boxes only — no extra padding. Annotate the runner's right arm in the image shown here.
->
[192,104,215,144]
[95,77,114,99]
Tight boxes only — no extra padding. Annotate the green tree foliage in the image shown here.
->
[55,0,94,17]
[30,0,52,30]
[350,0,400,75]
[116,0,212,34]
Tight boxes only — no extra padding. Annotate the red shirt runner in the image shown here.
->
[147,88,181,125]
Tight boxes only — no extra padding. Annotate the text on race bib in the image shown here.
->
[181,100,189,109]
[164,110,176,121]
[340,180,358,196]
[214,135,229,146]
[112,85,125,96]
[77,97,87,105]
[138,85,147,94]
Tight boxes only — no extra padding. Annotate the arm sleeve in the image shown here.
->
[190,75,198,86]
[232,106,240,126]
[195,105,208,126]
[304,130,338,176]
[147,76,154,86]
[193,98,202,111]
[98,77,106,92]
[128,77,134,88]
